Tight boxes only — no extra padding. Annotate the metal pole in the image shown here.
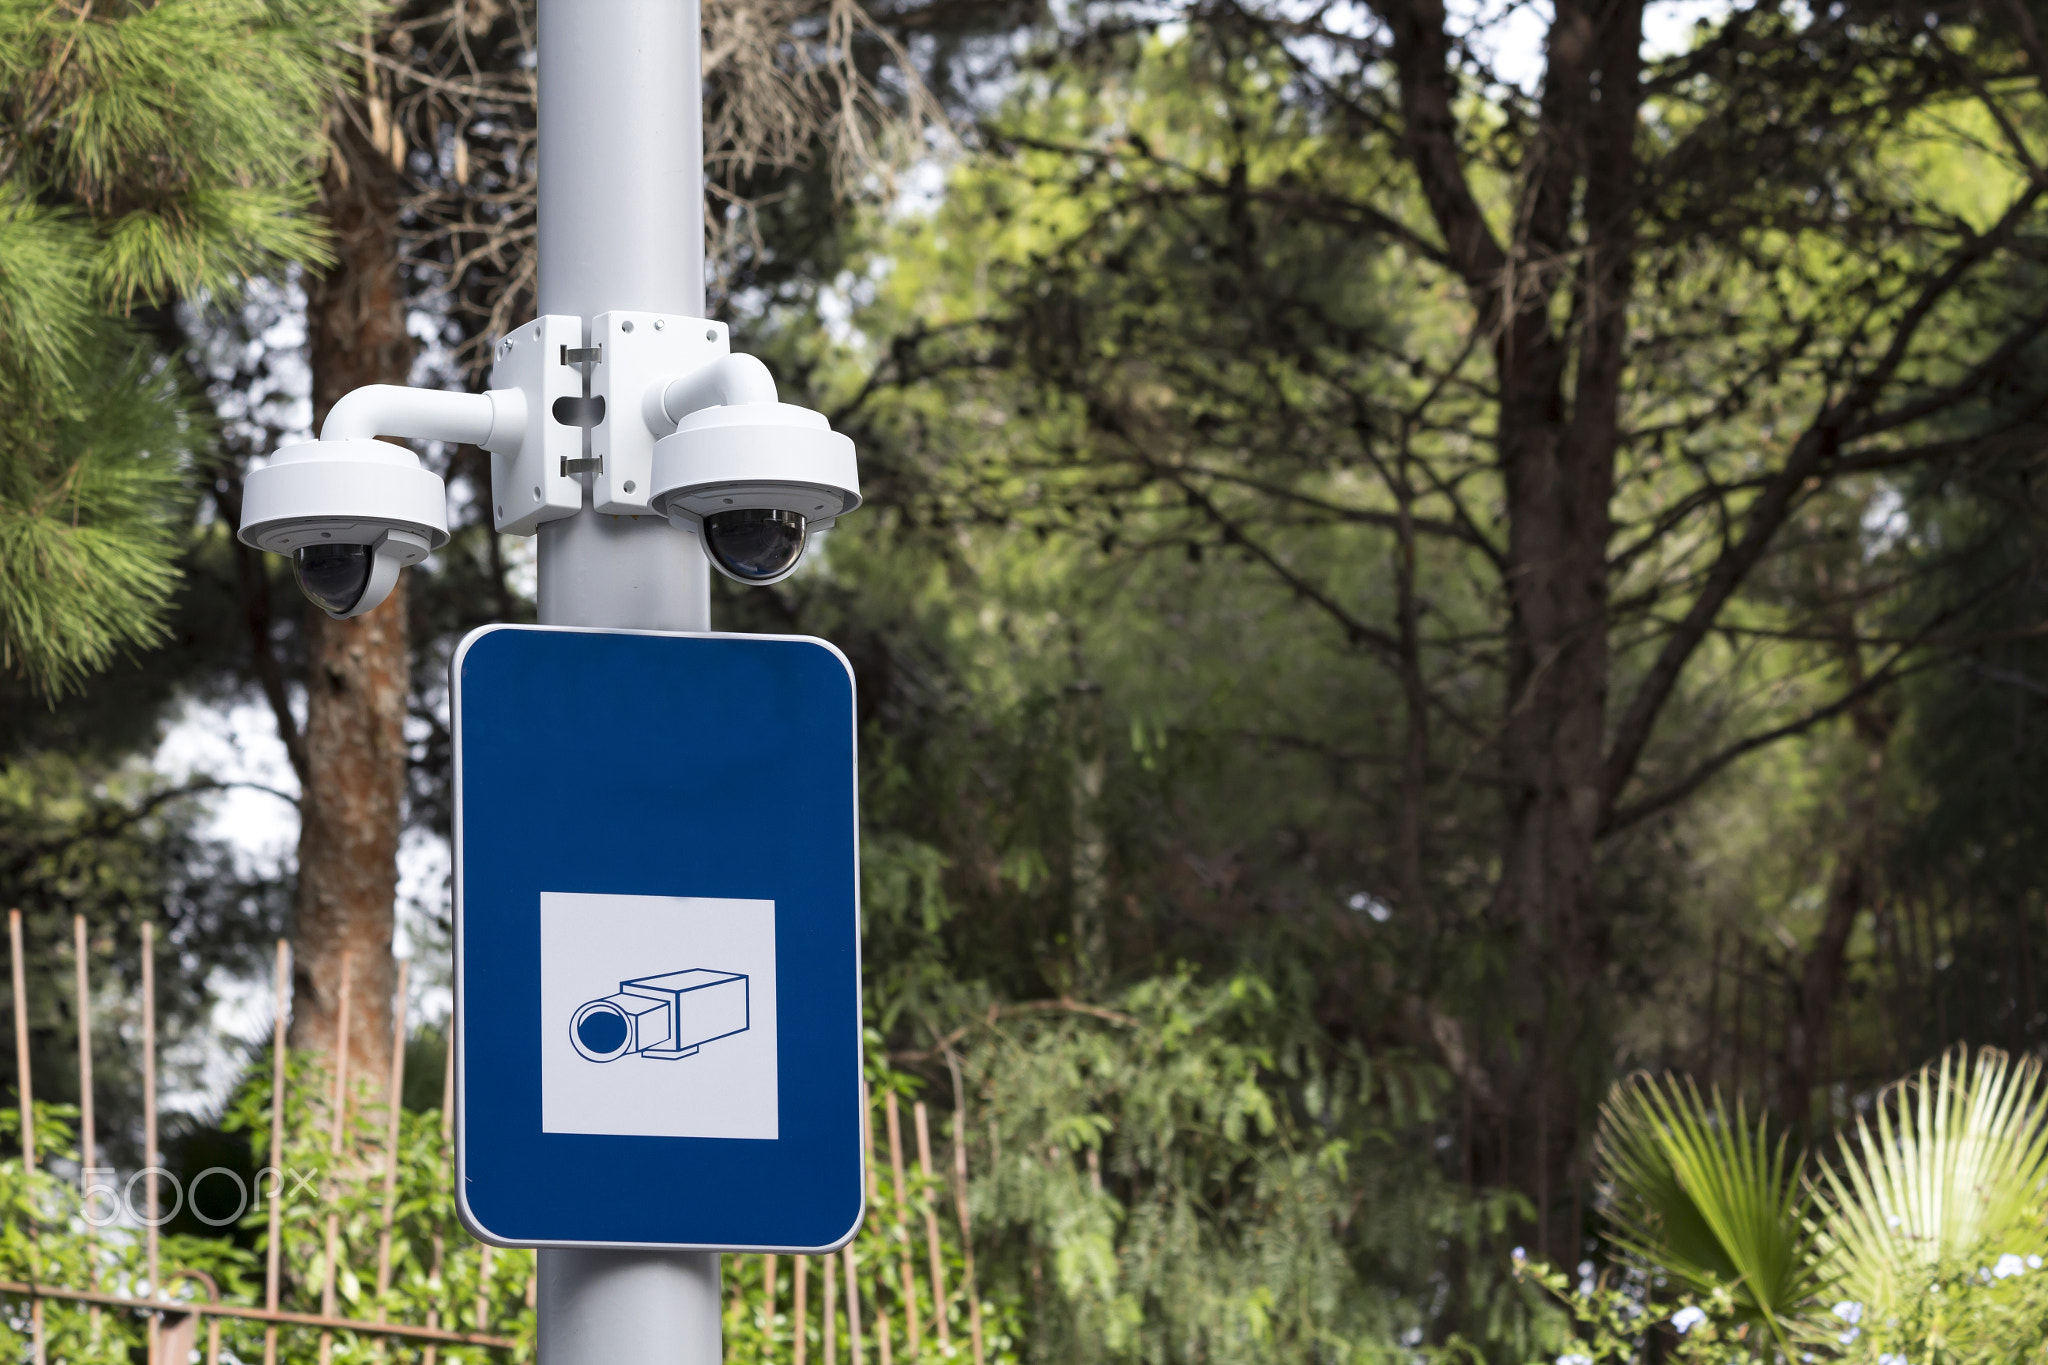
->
[537,1248,722,1362]
[532,0,722,1358]
[535,0,711,637]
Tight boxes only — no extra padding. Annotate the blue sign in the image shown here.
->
[451,625,864,1250]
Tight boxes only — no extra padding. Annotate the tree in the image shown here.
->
[830,0,2048,1260]
[0,0,365,1158]
[0,0,355,697]
[273,22,422,1094]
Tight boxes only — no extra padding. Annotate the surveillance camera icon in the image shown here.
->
[570,969,750,1062]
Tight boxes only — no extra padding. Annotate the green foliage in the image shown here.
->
[0,341,193,695]
[0,1063,537,1363]
[1596,1076,1828,1350]
[0,1102,258,1363]
[0,0,360,695]
[721,1056,1022,1364]
[1830,1260,2048,1365]
[1512,1261,1755,1365]
[1550,1050,2048,1363]
[950,968,1530,1363]
[218,1051,537,1361]
[1815,1048,2048,1357]
[0,1050,1011,1363]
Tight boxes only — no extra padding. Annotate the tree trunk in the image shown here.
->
[1469,0,1643,1259]
[290,110,416,1092]
[1780,687,1893,1129]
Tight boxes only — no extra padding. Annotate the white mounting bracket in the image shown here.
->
[487,314,585,535]
[589,312,729,516]
[484,312,855,542]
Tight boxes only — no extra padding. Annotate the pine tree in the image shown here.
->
[0,0,361,696]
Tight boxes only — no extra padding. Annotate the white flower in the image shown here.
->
[2031,1255,2044,1270]
[1670,1307,1707,1335]
[1994,1253,2028,1279]
[1832,1302,1864,1324]
[1558,1354,1592,1365]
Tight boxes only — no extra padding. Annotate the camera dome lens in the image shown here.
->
[294,543,375,615]
[702,508,808,583]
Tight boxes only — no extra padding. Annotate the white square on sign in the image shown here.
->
[539,892,778,1139]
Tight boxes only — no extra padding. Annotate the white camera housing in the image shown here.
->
[239,437,451,619]
[651,404,860,526]
[649,403,860,585]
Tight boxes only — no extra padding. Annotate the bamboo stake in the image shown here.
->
[11,910,43,1365]
[885,1093,919,1355]
[144,922,160,1365]
[318,953,354,1365]
[263,939,289,1365]
[843,1240,865,1364]
[952,1113,984,1365]
[846,1083,872,1363]
[424,1025,455,1365]
[912,1103,950,1348]
[12,911,34,1173]
[75,916,99,1347]
[476,1244,494,1329]
[374,959,411,1358]
[822,1251,837,1365]
[762,1254,779,1346]
[794,1254,809,1365]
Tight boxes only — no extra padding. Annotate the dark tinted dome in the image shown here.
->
[703,508,807,582]
[294,542,374,615]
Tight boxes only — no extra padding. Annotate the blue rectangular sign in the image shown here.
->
[451,625,864,1250]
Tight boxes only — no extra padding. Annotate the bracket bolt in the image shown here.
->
[622,320,636,333]
[705,328,717,341]
[653,319,666,331]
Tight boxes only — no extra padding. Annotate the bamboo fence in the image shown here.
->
[0,917,990,1364]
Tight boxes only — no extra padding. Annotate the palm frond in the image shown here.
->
[1816,1046,2048,1317]
[1596,1073,1829,1351]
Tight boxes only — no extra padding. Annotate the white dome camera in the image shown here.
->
[238,383,526,619]
[648,386,860,586]
[239,437,451,619]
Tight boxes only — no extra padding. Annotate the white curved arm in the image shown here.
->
[659,354,778,424]
[320,384,529,454]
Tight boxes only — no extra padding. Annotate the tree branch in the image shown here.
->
[1600,182,2048,816]
[1370,0,1508,290]
[1601,654,1935,836]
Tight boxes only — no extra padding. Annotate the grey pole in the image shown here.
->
[531,0,722,1358]
[534,0,712,637]
[538,1248,723,1363]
